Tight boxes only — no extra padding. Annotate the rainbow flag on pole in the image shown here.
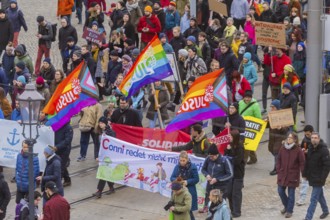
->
[119,35,173,98]
[43,62,99,131]
[166,69,228,133]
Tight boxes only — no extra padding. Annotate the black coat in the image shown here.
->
[303,141,330,187]
[183,27,201,41]
[55,123,73,155]
[146,88,169,121]
[205,26,224,49]
[0,15,14,51]
[275,2,289,23]
[41,155,63,196]
[169,35,186,58]
[106,60,122,85]
[154,9,166,31]
[200,42,212,69]
[225,143,245,179]
[58,25,78,50]
[279,92,297,120]
[259,9,278,23]
[218,48,239,85]
[111,107,142,127]
[0,173,10,217]
[82,52,96,79]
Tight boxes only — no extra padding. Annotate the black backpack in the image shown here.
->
[51,23,57,42]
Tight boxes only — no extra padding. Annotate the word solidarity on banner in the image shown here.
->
[255,21,286,49]
[0,119,54,171]
[243,116,267,151]
[97,136,207,208]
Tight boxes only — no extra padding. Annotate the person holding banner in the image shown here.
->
[170,151,199,220]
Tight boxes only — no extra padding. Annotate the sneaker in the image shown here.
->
[269,170,277,176]
[285,213,292,218]
[92,191,102,198]
[281,208,286,215]
[63,181,71,187]
[320,213,329,219]
[247,160,257,165]
[77,156,86,162]
[198,206,208,213]
[261,109,267,114]
[296,200,305,206]
[10,176,16,183]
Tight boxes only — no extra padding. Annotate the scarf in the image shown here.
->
[92,48,99,62]
[284,142,295,150]
[209,201,221,217]
[178,161,192,180]
[126,1,139,12]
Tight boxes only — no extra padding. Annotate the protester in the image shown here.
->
[180,4,190,34]
[223,17,237,45]
[240,52,258,92]
[206,189,231,220]
[19,191,43,220]
[35,76,51,109]
[280,64,301,99]
[0,9,13,56]
[39,58,56,86]
[184,47,207,80]
[164,1,180,41]
[231,70,251,102]
[49,69,65,95]
[0,173,10,220]
[279,82,298,126]
[111,96,142,127]
[14,44,34,74]
[84,2,105,29]
[57,0,74,24]
[183,17,201,40]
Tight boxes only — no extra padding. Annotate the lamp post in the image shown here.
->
[17,83,44,220]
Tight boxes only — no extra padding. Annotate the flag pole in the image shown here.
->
[151,83,164,129]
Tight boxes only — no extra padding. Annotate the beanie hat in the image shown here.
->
[283,82,292,91]
[270,99,280,110]
[9,0,17,4]
[36,15,44,23]
[208,143,219,155]
[92,21,98,27]
[44,146,55,156]
[98,116,108,124]
[187,36,196,43]
[0,9,5,14]
[122,54,132,62]
[284,64,294,73]
[243,52,251,61]
[293,17,301,25]
[154,1,161,7]
[17,76,26,85]
[171,182,182,190]
[132,48,140,56]
[16,61,26,70]
[110,50,119,56]
[43,58,51,65]
[297,42,305,50]
[243,90,253,98]
[187,76,195,82]
[230,102,239,111]
[169,1,176,7]
[111,3,116,7]
[45,181,58,192]
[36,76,45,85]
[124,38,134,46]
[159,33,166,39]
[178,49,188,58]
[190,47,197,53]
[145,5,153,13]
[73,49,82,58]
[284,16,290,23]
[67,36,75,42]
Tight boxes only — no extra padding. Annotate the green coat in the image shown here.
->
[238,98,262,119]
[170,187,192,220]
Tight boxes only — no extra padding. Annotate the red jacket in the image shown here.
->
[264,53,291,86]
[43,194,70,220]
[232,76,251,102]
[87,0,106,11]
[137,15,161,43]
[276,145,305,188]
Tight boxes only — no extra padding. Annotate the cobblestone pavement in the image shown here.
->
[2,1,330,220]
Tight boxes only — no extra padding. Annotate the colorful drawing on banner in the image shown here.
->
[255,21,286,49]
[166,69,228,132]
[243,116,267,151]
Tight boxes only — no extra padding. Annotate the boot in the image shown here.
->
[92,190,102,198]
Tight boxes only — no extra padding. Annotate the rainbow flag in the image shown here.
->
[119,35,173,98]
[43,62,99,131]
[166,69,228,133]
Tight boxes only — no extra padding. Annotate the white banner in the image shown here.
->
[0,119,54,171]
[97,135,207,206]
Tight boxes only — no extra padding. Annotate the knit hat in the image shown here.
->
[187,76,195,82]
[111,3,116,7]
[283,82,292,91]
[145,5,153,13]
[92,21,98,27]
[0,9,5,14]
[110,50,119,56]
[16,61,26,70]
[43,58,51,65]
[178,49,188,58]
[154,1,161,7]
[124,38,134,46]
[73,49,82,58]
[293,17,301,25]
[44,146,55,156]
[243,90,253,98]
[190,47,197,53]
[67,36,75,42]
[159,33,166,39]
[17,76,26,85]
[187,36,196,43]
[98,116,108,124]
[284,64,294,73]
[208,143,219,155]
[45,181,58,192]
[243,52,251,61]
[270,99,280,110]
[230,102,239,111]
[169,1,176,7]
[36,76,45,85]
[132,48,140,56]
[36,15,44,23]
[171,182,182,190]
[122,54,132,62]
[284,16,290,23]
[297,42,305,50]
[9,0,17,4]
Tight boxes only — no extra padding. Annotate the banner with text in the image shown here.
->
[97,136,207,206]
[82,27,103,45]
[0,119,54,171]
[209,127,230,155]
[255,21,286,49]
[243,116,267,151]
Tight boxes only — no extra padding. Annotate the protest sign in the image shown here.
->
[82,27,103,45]
[268,108,294,129]
[0,119,54,171]
[208,0,228,17]
[243,116,267,151]
[209,127,230,155]
[97,136,207,207]
[255,21,286,49]
[111,123,190,150]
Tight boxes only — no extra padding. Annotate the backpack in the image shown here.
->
[15,202,28,220]
[51,23,57,42]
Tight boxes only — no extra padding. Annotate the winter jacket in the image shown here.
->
[268,125,288,155]
[274,2,289,23]
[43,194,70,220]
[169,187,192,220]
[82,52,96,79]
[137,15,162,43]
[206,200,231,220]
[164,9,180,31]
[84,8,105,28]
[218,48,240,84]
[238,98,261,119]
[263,53,291,86]
[230,0,249,19]
[111,107,142,127]
[37,22,53,49]
[0,173,11,216]
[205,25,224,49]
[153,9,166,30]
[11,108,21,121]
[279,91,297,120]
[79,103,103,132]
[2,52,15,83]
[146,87,169,120]
[172,132,210,158]
[259,9,278,23]
[303,141,330,187]
[162,42,174,53]
[87,0,106,11]
[244,21,255,45]
[111,8,128,30]
[184,44,202,58]
[225,143,245,179]
[183,27,201,41]
[180,12,190,34]
[57,0,74,16]
[232,76,251,102]
[40,65,56,86]
[126,2,142,28]
[202,155,233,186]
[49,78,63,95]
[241,60,258,91]
[223,25,237,45]
[6,5,28,32]
[276,144,305,187]
[228,112,246,140]
[106,60,122,85]
[36,86,51,110]
[199,41,212,68]
[184,55,208,80]
[41,154,63,196]
[170,34,186,58]
[15,152,40,192]
[292,50,306,80]
[58,24,78,50]
[92,49,104,78]
[14,53,34,74]
[0,14,13,52]
[55,123,73,155]
[14,67,30,83]
[170,161,199,211]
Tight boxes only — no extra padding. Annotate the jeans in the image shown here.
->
[35,44,50,75]
[278,185,295,214]
[299,178,309,202]
[227,178,244,216]
[79,130,99,159]
[149,112,159,128]
[305,186,329,220]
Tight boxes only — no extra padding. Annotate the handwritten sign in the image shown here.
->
[255,21,286,49]
[208,0,228,17]
[268,108,294,129]
[82,28,103,45]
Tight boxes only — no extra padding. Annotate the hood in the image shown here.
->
[243,60,253,67]
[15,44,26,56]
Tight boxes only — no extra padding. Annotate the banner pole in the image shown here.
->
[151,83,164,129]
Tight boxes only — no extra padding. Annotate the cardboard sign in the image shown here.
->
[268,108,294,129]
[255,21,286,49]
[82,27,103,45]
[208,0,228,17]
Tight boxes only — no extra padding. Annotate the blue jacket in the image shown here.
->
[107,60,122,85]
[170,161,199,211]
[162,42,174,53]
[230,0,249,19]
[180,12,190,34]
[2,53,15,83]
[0,67,8,93]
[15,152,40,193]
[202,155,233,186]
[206,200,231,220]
[165,9,180,30]
[6,6,28,32]
[41,154,63,196]
[242,60,257,91]
[11,109,21,121]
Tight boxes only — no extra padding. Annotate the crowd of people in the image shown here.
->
[0,0,330,219]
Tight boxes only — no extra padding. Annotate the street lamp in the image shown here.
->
[17,83,44,220]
